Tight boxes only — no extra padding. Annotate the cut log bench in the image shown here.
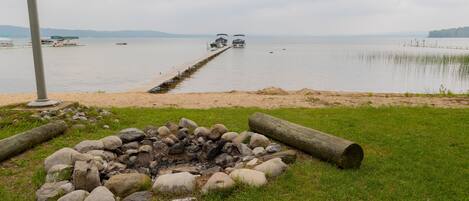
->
[0,121,68,162]
[249,112,364,169]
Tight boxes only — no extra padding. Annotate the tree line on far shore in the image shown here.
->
[429,26,469,38]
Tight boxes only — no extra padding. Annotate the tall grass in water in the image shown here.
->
[359,52,469,76]
[360,52,469,67]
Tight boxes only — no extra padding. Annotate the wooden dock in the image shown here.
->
[147,46,231,93]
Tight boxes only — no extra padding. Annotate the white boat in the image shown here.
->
[50,36,79,47]
[232,34,246,48]
[0,38,14,47]
[215,33,229,47]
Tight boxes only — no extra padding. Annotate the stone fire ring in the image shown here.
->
[36,118,297,201]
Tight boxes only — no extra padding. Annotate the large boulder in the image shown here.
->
[229,169,267,187]
[152,172,198,194]
[118,128,145,143]
[254,158,288,177]
[74,140,104,153]
[104,173,152,198]
[46,164,73,183]
[100,136,122,151]
[44,148,81,172]
[73,161,101,192]
[84,186,115,201]
[201,172,235,194]
[122,191,152,201]
[57,190,89,201]
[36,181,74,201]
[249,134,271,148]
[179,118,198,131]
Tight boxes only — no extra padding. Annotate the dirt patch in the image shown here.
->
[0,88,468,109]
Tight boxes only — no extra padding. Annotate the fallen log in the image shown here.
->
[249,113,364,169]
[0,121,68,162]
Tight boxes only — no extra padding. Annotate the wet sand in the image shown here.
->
[1,88,468,109]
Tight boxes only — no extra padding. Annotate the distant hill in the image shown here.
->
[0,25,202,38]
[429,26,469,38]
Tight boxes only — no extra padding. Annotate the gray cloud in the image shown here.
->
[1,0,468,35]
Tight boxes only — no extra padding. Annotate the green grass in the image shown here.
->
[1,107,469,201]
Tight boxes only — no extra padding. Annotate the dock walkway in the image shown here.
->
[146,46,231,93]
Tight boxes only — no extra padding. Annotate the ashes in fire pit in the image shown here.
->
[37,118,297,201]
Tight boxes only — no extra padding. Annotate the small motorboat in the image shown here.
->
[51,36,79,47]
[116,43,128,46]
[232,34,246,48]
[215,33,229,47]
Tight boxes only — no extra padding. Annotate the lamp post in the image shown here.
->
[27,0,60,107]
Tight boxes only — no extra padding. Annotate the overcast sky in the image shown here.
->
[1,0,469,35]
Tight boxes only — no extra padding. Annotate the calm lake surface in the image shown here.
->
[1,37,469,93]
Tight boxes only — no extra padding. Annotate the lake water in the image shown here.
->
[1,36,469,94]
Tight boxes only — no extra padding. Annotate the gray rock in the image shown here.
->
[100,136,122,150]
[253,147,266,157]
[153,141,169,155]
[194,127,210,137]
[126,149,139,155]
[165,122,179,134]
[178,118,198,131]
[46,164,73,183]
[36,181,74,201]
[169,142,186,155]
[200,166,222,176]
[84,186,115,201]
[215,153,234,167]
[73,161,101,192]
[152,172,198,194]
[119,128,145,143]
[201,172,235,194]
[122,142,140,150]
[266,143,281,153]
[176,128,189,140]
[86,150,116,161]
[44,148,81,172]
[222,143,240,156]
[209,124,228,140]
[254,158,288,177]
[104,173,152,198]
[162,137,175,146]
[139,145,153,153]
[143,126,158,137]
[157,126,172,138]
[136,152,153,167]
[229,169,267,187]
[221,132,238,142]
[236,143,253,156]
[75,140,104,153]
[58,190,89,201]
[246,158,259,167]
[122,191,152,201]
[249,134,271,148]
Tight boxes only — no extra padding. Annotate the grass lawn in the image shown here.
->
[0,107,468,201]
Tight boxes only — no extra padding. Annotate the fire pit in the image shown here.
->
[36,118,297,201]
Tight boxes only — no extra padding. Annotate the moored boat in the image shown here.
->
[215,33,228,47]
[50,36,79,47]
[0,38,14,47]
[232,34,246,48]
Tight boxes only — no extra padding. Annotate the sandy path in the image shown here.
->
[1,88,468,109]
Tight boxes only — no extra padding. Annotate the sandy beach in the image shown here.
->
[1,88,467,109]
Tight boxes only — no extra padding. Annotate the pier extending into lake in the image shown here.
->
[147,46,231,93]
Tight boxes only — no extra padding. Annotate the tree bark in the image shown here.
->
[249,113,364,169]
[0,121,67,162]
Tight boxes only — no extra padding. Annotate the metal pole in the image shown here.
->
[27,0,59,107]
